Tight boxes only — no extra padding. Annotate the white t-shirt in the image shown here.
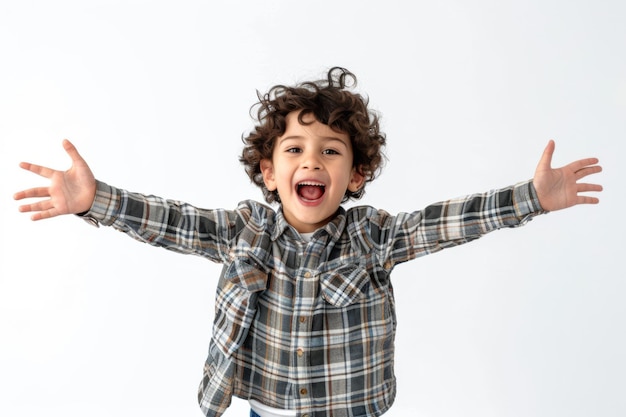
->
[249,399,296,417]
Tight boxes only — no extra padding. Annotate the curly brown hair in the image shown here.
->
[240,67,386,204]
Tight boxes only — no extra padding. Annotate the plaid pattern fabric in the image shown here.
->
[86,179,544,417]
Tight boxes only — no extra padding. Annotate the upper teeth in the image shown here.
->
[298,182,324,187]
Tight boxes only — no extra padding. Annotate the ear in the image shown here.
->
[260,159,277,191]
[348,167,365,193]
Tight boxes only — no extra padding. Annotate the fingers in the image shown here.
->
[30,209,57,222]
[16,197,60,221]
[14,186,54,219]
[571,181,603,206]
[577,183,603,194]
[19,140,85,178]
[539,141,602,179]
[573,160,602,205]
[572,159,602,178]
[18,161,56,179]
[572,157,600,169]
[575,167,602,183]
[13,186,51,201]
[576,195,600,205]
[17,199,52,214]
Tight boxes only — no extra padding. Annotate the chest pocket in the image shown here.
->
[319,263,370,307]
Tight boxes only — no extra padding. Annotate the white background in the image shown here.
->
[1,1,624,416]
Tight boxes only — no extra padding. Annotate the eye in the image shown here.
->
[286,147,302,153]
[322,149,340,155]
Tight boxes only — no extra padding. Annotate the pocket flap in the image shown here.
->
[319,264,370,307]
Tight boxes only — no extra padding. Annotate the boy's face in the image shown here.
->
[260,111,364,233]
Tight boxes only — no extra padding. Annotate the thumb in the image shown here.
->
[62,139,87,166]
[537,139,555,172]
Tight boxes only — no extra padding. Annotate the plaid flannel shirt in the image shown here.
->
[84,179,544,417]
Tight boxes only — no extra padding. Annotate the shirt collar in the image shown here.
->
[271,206,347,242]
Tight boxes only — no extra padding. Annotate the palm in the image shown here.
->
[49,159,93,214]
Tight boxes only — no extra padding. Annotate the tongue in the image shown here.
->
[299,185,324,200]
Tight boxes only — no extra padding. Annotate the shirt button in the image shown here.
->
[302,414,309,417]
[299,316,306,323]
[297,348,304,357]
[81,216,100,228]
[300,388,308,396]
[303,271,311,278]
[384,261,392,270]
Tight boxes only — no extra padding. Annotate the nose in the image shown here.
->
[301,150,322,170]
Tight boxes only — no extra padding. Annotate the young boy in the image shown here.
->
[14,67,602,417]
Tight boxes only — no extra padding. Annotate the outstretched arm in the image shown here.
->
[14,139,96,221]
[533,140,603,211]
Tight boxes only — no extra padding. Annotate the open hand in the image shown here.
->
[533,140,603,212]
[14,139,96,221]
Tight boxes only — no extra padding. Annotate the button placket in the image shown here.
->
[291,240,324,413]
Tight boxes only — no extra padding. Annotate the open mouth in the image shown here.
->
[297,181,326,201]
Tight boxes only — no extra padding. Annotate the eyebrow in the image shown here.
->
[278,135,350,148]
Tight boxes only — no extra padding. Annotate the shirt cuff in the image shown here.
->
[77,180,121,228]
[513,179,547,224]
